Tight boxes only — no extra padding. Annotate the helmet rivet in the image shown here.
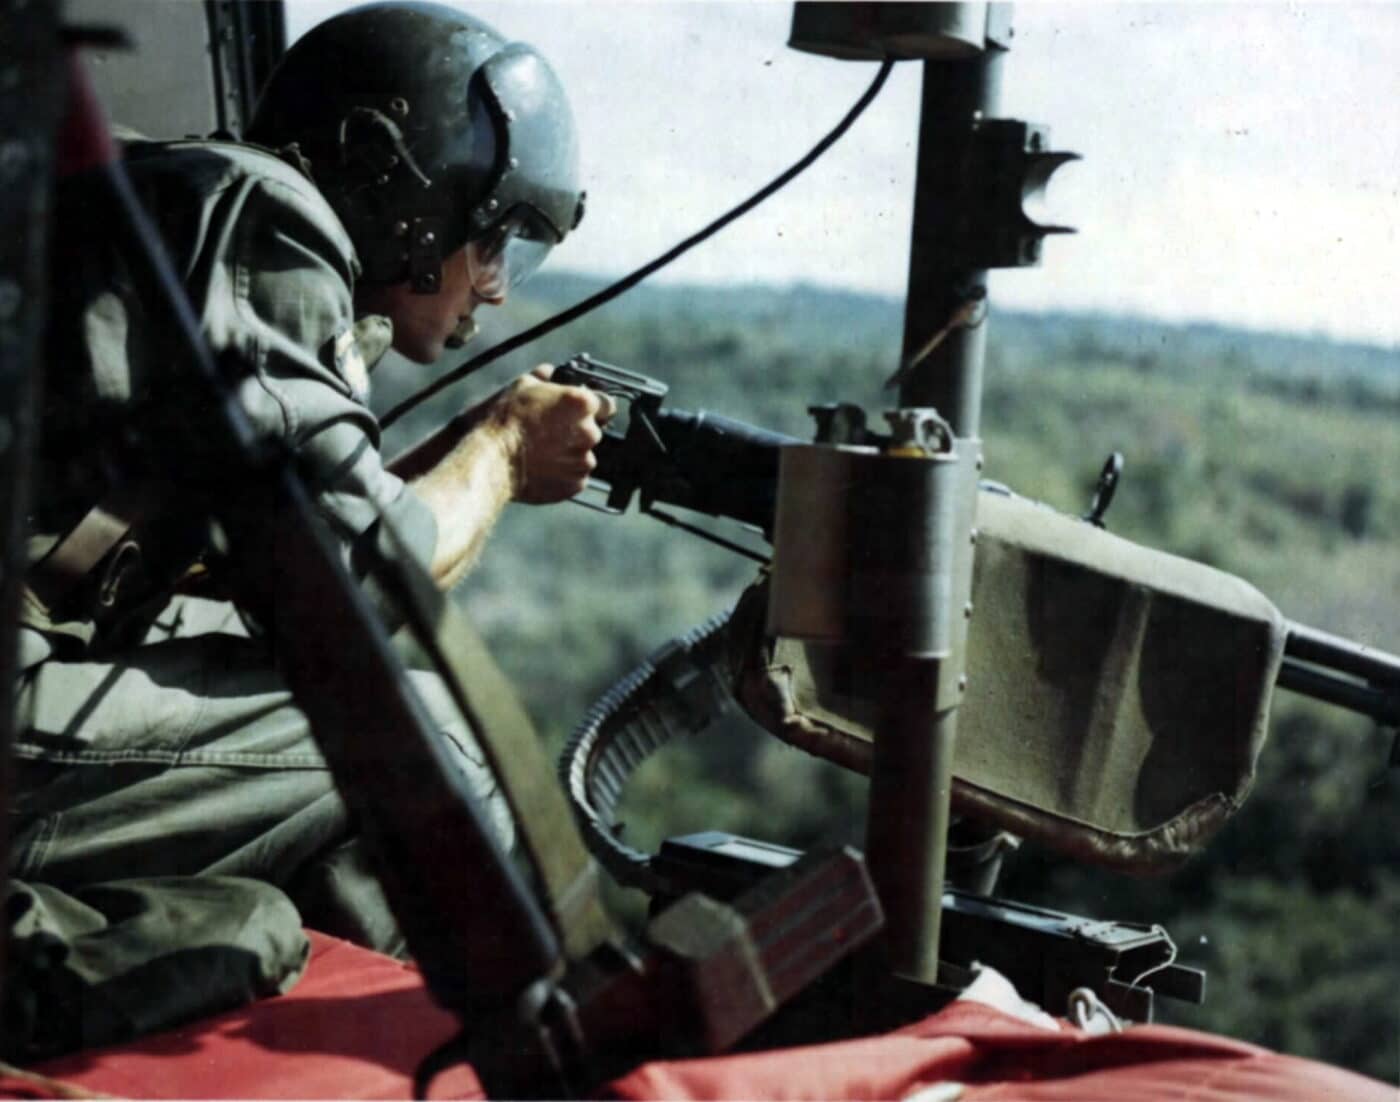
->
[389,97,409,116]
[420,230,436,246]
[508,157,519,170]
[393,220,409,237]
[486,198,498,211]
[375,174,390,186]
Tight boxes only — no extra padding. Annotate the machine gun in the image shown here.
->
[555,352,1400,738]
[553,351,1400,1029]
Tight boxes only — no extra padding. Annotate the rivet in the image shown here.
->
[419,230,436,246]
[389,97,409,116]
[486,197,498,211]
[375,174,389,185]
[393,220,409,236]
[969,528,979,545]
[963,603,974,619]
[958,675,968,692]
[508,156,519,170]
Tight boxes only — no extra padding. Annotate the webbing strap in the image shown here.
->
[378,522,614,960]
[24,481,154,614]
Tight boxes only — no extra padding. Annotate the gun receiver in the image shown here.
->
[555,354,794,534]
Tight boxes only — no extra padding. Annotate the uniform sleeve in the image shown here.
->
[204,167,438,623]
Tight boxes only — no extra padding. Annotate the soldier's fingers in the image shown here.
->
[594,392,618,426]
[577,418,602,448]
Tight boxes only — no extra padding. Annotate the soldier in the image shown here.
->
[6,2,605,1054]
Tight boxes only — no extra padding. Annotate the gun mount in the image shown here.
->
[553,349,1399,1048]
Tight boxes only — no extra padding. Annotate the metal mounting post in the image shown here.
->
[787,1,1077,985]
[875,34,1007,989]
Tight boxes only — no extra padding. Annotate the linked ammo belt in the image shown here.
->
[559,611,735,895]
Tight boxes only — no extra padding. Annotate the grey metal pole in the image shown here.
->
[866,44,1007,984]
[898,50,1004,430]
[784,2,1076,986]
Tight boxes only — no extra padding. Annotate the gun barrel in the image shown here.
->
[1280,623,1400,725]
[1285,623,1400,687]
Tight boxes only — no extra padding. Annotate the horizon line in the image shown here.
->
[531,267,1400,357]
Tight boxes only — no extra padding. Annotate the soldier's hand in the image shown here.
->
[482,365,617,504]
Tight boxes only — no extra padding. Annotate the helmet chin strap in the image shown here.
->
[444,316,479,351]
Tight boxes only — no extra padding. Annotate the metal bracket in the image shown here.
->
[204,1,286,137]
[957,119,1079,269]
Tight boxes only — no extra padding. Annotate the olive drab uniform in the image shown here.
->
[5,139,512,1061]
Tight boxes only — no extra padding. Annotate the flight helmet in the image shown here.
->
[246,1,583,294]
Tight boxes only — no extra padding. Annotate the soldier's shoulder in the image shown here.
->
[124,138,353,256]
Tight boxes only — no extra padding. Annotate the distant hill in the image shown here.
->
[524,270,1400,391]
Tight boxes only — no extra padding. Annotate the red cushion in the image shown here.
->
[27,932,484,1100]
[605,1000,1394,1101]
[12,937,1390,1102]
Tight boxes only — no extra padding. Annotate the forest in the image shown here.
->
[375,271,1400,1081]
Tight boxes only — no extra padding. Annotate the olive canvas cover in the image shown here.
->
[731,490,1287,873]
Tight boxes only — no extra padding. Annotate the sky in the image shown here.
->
[284,2,1400,348]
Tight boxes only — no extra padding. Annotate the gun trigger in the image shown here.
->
[569,480,625,516]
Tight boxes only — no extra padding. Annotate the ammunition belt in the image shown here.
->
[559,611,735,895]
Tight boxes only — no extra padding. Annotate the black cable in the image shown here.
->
[380,59,896,430]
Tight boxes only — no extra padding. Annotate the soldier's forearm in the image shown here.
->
[395,417,516,590]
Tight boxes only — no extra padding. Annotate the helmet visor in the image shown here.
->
[467,215,553,300]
